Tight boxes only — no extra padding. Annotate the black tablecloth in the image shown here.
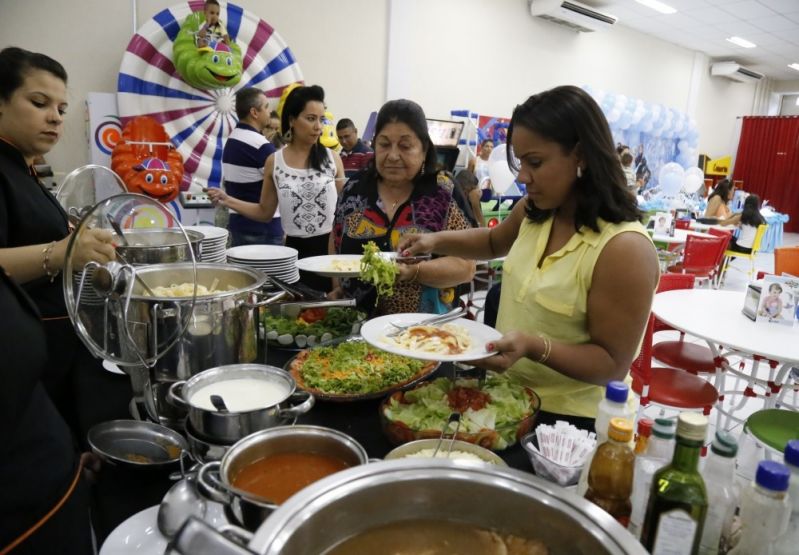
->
[92,345,535,542]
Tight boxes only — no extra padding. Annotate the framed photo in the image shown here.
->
[653,212,672,235]
[756,276,798,327]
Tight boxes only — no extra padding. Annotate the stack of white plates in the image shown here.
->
[226,244,300,283]
[184,226,229,263]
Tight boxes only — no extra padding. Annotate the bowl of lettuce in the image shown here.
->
[380,373,540,451]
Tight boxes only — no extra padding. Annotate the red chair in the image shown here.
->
[675,219,692,230]
[706,228,732,288]
[632,314,719,419]
[667,234,727,286]
[652,274,725,376]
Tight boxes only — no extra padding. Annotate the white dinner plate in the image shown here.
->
[102,359,126,375]
[226,244,298,261]
[183,225,229,241]
[360,313,501,362]
[296,255,363,277]
[100,503,227,555]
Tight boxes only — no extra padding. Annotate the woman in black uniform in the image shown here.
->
[0,47,128,469]
[0,268,93,553]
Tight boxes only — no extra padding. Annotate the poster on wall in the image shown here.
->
[86,92,122,167]
[478,115,510,145]
[613,129,680,191]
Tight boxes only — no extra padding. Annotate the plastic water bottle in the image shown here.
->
[699,431,739,555]
[730,460,791,555]
[773,440,799,555]
[576,381,632,496]
[629,418,677,539]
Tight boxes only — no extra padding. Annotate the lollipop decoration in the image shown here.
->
[111,116,184,203]
[172,11,243,90]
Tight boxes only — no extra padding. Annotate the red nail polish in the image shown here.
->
[486,343,494,351]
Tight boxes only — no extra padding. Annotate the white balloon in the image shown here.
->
[683,166,704,194]
[658,162,685,196]
[487,144,518,195]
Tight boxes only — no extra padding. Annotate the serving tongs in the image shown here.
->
[453,362,487,389]
[431,413,462,459]
[386,306,466,338]
[267,275,328,302]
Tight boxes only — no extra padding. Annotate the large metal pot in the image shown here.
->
[111,263,280,424]
[115,228,203,265]
[167,364,314,444]
[172,460,646,555]
[196,426,368,531]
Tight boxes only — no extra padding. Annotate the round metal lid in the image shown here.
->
[62,192,197,368]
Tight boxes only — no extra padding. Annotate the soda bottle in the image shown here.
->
[635,417,653,455]
[585,417,635,526]
[731,460,791,555]
[641,412,708,555]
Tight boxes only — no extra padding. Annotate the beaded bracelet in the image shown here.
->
[42,241,60,282]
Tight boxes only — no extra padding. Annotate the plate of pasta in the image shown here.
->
[295,255,363,278]
[360,313,502,362]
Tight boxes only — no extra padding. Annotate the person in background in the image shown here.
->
[469,138,494,189]
[0,269,93,554]
[196,0,229,50]
[221,87,282,246]
[331,99,476,316]
[621,151,639,195]
[454,169,485,227]
[399,86,659,430]
[703,178,740,225]
[264,109,283,145]
[207,85,344,291]
[336,118,373,178]
[727,194,766,255]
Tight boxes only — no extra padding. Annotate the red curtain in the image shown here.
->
[733,116,799,232]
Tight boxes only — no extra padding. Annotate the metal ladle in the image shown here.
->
[158,457,207,539]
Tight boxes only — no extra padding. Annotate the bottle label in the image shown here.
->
[652,509,698,555]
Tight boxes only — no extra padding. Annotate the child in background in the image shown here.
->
[728,194,766,255]
[621,152,639,195]
[197,0,229,51]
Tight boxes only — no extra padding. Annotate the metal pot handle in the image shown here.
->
[218,524,255,544]
[195,461,231,505]
[169,517,256,555]
[166,381,188,410]
[277,391,315,420]
[241,289,288,309]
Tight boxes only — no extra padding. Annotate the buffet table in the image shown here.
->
[93,347,534,544]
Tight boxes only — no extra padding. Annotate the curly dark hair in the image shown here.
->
[507,85,641,232]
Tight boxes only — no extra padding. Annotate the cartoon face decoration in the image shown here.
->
[173,11,243,90]
[319,110,340,150]
[127,158,181,202]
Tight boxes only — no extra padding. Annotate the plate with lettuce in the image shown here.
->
[380,373,540,450]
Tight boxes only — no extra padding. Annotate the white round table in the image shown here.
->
[689,222,736,233]
[653,289,799,426]
[649,228,713,245]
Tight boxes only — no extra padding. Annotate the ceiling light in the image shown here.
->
[633,0,677,14]
[789,63,799,72]
[726,36,757,48]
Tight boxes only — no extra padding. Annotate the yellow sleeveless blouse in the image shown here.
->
[496,216,651,417]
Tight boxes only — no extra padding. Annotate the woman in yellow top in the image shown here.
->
[399,86,660,428]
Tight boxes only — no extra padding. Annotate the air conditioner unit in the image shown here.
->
[529,0,617,33]
[710,61,764,83]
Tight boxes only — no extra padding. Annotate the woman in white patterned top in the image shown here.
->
[208,84,344,290]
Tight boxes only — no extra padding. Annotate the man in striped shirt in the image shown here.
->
[222,88,282,246]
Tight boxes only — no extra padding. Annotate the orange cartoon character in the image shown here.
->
[112,116,184,203]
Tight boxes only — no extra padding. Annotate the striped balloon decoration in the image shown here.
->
[117,1,303,194]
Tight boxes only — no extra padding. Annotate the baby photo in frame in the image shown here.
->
[756,276,798,327]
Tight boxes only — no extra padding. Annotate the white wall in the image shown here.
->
[780,95,799,115]
[0,0,761,174]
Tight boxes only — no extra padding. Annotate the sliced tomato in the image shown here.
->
[298,307,326,324]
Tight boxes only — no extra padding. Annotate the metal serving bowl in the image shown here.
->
[115,228,203,265]
[87,419,188,470]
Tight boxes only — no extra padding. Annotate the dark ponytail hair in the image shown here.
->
[740,194,765,227]
[281,84,330,172]
[507,85,640,231]
[0,46,67,101]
